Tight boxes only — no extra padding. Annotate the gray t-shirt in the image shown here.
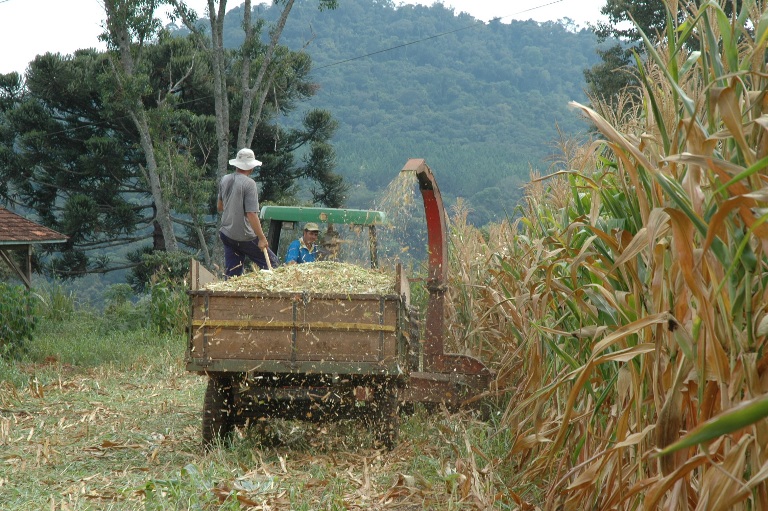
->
[218,172,260,241]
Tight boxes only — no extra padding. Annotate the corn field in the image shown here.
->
[442,1,768,508]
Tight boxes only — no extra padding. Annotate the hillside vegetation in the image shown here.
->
[208,0,602,224]
[0,0,602,284]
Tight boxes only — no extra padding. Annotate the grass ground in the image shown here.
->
[0,318,511,510]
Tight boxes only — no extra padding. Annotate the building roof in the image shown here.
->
[0,208,68,246]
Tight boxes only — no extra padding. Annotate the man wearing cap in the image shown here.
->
[217,148,278,277]
[285,222,321,264]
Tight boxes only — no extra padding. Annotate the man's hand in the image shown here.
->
[258,237,269,250]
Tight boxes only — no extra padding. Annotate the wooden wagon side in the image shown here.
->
[186,290,407,375]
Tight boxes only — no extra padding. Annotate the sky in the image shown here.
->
[0,0,606,75]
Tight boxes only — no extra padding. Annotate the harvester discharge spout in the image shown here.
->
[399,158,492,411]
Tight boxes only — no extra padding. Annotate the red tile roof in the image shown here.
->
[0,208,68,245]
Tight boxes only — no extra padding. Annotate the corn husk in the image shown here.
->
[205,261,396,294]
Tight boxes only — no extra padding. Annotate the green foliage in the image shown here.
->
[593,0,669,44]
[127,249,191,293]
[21,294,185,368]
[125,250,190,334]
[150,278,189,336]
[583,43,639,103]
[100,283,150,333]
[0,20,344,277]
[246,0,601,225]
[104,283,134,306]
[585,0,670,108]
[35,280,77,322]
[0,283,38,358]
[0,353,27,388]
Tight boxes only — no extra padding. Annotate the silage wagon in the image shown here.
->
[186,159,491,449]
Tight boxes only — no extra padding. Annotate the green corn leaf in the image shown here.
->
[635,13,696,115]
[737,229,758,273]
[665,7,679,81]
[756,5,768,47]
[656,394,768,456]
[653,172,705,234]
[713,153,768,196]
[671,321,695,362]
[701,8,727,86]
[714,5,738,74]
[675,14,698,57]
[547,337,580,370]
[737,0,755,27]
[680,51,701,76]
[676,17,694,36]
[635,51,670,153]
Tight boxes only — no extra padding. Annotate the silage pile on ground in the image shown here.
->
[205,261,396,294]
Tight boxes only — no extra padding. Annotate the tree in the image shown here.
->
[102,0,182,253]
[583,43,639,105]
[594,0,669,43]
[584,0,669,103]
[0,45,211,276]
[168,0,339,179]
[167,0,347,270]
[0,24,344,277]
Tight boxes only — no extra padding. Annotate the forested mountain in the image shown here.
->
[210,0,602,224]
[0,0,603,294]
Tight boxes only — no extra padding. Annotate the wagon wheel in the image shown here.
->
[371,381,400,450]
[202,374,236,449]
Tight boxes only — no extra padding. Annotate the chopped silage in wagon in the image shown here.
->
[205,261,396,294]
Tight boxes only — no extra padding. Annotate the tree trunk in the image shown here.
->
[167,0,231,180]
[237,0,295,149]
[104,0,179,252]
[152,219,166,251]
[209,0,232,180]
[133,108,179,252]
[173,0,298,175]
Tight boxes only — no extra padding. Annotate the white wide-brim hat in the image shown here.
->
[229,148,262,170]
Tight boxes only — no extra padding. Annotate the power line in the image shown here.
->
[17,0,569,139]
[508,0,566,19]
[317,0,565,69]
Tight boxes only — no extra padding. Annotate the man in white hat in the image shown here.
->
[285,222,320,264]
[217,148,278,277]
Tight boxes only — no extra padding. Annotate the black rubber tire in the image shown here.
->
[202,374,236,449]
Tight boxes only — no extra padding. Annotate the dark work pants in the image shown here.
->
[219,232,279,278]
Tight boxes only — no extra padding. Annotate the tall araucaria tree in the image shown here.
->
[0,3,345,278]
[0,40,215,276]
